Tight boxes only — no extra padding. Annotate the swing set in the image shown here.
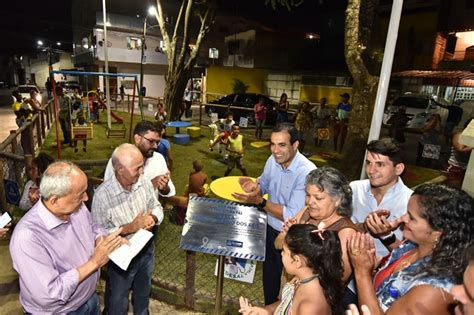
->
[50,70,142,159]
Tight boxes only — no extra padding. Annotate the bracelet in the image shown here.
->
[257,198,267,210]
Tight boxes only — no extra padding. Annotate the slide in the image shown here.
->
[97,98,124,124]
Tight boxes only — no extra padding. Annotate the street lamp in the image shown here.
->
[138,6,158,120]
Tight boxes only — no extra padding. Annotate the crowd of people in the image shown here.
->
[2,103,473,314]
[257,93,353,153]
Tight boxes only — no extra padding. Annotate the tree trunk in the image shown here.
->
[154,0,214,121]
[164,70,191,120]
[342,0,379,178]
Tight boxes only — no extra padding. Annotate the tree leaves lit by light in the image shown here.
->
[264,0,304,11]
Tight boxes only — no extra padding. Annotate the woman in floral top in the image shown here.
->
[348,184,473,314]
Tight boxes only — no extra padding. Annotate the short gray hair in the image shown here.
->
[305,167,353,217]
[40,161,79,200]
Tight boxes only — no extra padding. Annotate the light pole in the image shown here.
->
[138,6,158,121]
[138,16,147,121]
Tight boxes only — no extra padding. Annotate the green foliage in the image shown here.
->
[231,78,249,94]
[264,0,304,11]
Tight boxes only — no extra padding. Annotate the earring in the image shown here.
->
[432,237,439,250]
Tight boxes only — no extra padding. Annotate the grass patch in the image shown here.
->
[35,111,445,311]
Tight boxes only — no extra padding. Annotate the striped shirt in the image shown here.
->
[91,174,163,236]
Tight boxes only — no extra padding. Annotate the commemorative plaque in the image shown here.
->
[179,196,267,261]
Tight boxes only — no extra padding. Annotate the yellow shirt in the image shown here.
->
[227,135,244,156]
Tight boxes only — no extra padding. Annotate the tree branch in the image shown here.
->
[176,0,194,70]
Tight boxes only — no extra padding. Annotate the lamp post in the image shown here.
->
[138,6,158,121]
[138,16,147,121]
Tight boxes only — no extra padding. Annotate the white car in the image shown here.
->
[383,94,447,130]
[17,85,42,103]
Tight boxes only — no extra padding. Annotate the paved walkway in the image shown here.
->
[0,107,17,143]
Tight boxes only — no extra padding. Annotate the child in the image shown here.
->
[73,116,88,153]
[224,125,247,176]
[209,111,235,154]
[239,224,344,315]
[188,160,209,197]
[168,160,208,225]
[71,100,87,153]
[155,103,167,122]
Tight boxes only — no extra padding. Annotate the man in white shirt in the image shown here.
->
[104,120,175,199]
[346,138,413,305]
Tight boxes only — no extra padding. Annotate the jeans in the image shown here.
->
[69,293,100,315]
[263,225,283,305]
[105,240,155,315]
[24,293,99,315]
[59,117,71,144]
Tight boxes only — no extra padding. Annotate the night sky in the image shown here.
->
[0,1,73,54]
[0,0,349,55]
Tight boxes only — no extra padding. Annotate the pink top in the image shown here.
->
[255,103,266,121]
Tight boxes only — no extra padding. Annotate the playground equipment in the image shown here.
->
[87,91,125,138]
[51,70,140,159]
[70,96,94,142]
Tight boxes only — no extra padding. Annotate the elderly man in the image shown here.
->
[10,161,123,314]
[104,120,175,199]
[232,123,316,305]
[92,143,164,314]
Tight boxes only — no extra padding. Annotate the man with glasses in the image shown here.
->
[104,120,175,199]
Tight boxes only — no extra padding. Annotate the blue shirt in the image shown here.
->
[336,102,352,120]
[375,241,454,311]
[350,178,413,258]
[259,151,316,231]
[156,138,170,162]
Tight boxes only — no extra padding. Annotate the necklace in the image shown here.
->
[296,274,319,285]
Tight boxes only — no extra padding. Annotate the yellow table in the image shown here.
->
[308,154,328,165]
[250,141,270,148]
[210,176,255,202]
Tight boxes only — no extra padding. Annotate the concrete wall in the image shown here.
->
[300,85,353,105]
[94,29,168,65]
[29,53,75,88]
[377,11,438,71]
[205,66,267,96]
[266,74,301,105]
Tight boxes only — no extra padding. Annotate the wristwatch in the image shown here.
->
[380,231,397,245]
[257,198,267,210]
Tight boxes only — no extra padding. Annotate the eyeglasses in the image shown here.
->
[141,135,161,147]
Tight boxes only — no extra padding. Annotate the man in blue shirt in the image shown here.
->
[233,123,316,305]
[334,92,352,152]
[154,123,173,172]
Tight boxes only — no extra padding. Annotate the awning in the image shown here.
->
[392,70,474,87]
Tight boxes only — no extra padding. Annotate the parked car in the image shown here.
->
[205,93,277,126]
[383,93,447,130]
[17,85,42,103]
[57,80,82,95]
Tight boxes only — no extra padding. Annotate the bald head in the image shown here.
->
[111,143,143,169]
[111,143,144,188]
